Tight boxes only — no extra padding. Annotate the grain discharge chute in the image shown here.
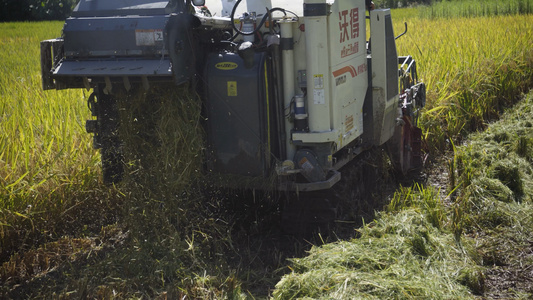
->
[41,0,426,192]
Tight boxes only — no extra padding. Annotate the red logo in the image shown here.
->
[333,65,357,78]
[338,8,359,43]
[333,63,367,79]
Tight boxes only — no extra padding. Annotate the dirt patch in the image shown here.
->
[483,241,533,298]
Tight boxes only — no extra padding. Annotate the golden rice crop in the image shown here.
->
[0,22,111,262]
[0,22,96,197]
[419,0,533,19]
[393,13,533,151]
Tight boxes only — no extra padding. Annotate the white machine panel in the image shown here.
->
[293,0,369,151]
[327,0,367,147]
[203,0,304,17]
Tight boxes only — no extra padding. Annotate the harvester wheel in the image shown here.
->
[387,123,410,175]
[386,115,423,175]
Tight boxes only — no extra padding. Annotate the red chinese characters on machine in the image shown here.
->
[341,42,359,58]
[338,7,360,58]
[339,7,359,42]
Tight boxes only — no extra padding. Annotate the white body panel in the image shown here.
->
[203,0,304,17]
[327,0,367,148]
[370,9,398,145]
[305,0,331,133]
[201,0,383,159]
[291,0,367,152]
[280,19,298,160]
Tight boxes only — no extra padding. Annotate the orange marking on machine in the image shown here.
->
[332,65,357,78]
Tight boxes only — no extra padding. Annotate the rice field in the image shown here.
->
[419,0,533,18]
[1,1,533,298]
[0,22,95,192]
[0,21,112,263]
[392,10,533,151]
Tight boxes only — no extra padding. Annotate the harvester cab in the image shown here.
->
[41,0,426,191]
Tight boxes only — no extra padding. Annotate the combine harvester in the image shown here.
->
[41,0,426,223]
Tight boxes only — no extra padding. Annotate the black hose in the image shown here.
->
[229,0,287,37]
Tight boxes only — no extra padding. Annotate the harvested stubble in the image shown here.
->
[94,84,248,298]
[114,84,209,245]
[273,91,533,299]
[454,92,533,231]
[451,92,533,298]
[117,84,204,191]
[274,208,481,299]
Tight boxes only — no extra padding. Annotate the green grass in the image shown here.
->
[274,91,533,299]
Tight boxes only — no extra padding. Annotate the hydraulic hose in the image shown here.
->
[229,0,287,38]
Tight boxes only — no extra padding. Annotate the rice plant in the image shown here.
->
[420,0,533,19]
[393,13,533,152]
[0,21,115,263]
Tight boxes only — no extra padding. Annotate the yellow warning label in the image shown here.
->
[345,115,354,132]
[227,81,237,96]
[313,74,324,89]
